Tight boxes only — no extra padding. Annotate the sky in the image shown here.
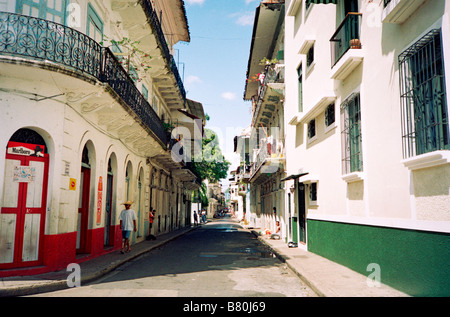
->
[174,0,260,189]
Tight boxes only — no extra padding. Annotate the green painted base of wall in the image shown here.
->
[307,219,450,296]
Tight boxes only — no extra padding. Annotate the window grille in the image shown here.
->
[340,93,363,174]
[297,65,303,112]
[399,29,449,158]
[308,119,316,139]
[325,103,335,127]
[309,183,317,202]
[307,45,314,68]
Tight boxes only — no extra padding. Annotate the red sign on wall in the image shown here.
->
[96,176,103,225]
[7,141,47,157]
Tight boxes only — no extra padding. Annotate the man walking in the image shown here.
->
[120,201,137,254]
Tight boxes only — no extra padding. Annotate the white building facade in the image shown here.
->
[243,0,286,236]
[284,0,450,296]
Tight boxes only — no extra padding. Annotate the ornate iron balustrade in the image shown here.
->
[250,137,284,178]
[0,11,101,78]
[0,11,170,147]
[330,13,362,66]
[253,64,284,125]
[102,48,168,145]
[141,0,186,101]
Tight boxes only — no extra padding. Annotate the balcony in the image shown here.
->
[330,13,363,80]
[253,63,285,126]
[141,0,186,100]
[382,0,428,24]
[249,137,285,184]
[0,11,170,147]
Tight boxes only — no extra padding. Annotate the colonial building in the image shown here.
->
[242,0,286,235]
[0,0,201,277]
[284,0,449,295]
[232,125,252,222]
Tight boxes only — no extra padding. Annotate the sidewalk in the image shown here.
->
[0,226,196,297]
[253,231,409,297]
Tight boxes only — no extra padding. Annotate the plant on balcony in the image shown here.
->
[163,122,175,132]
[247,73,264,84]
[102,36,152,82]
[350,38,361,49]
[259,57,279,66]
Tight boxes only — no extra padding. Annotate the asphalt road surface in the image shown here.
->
[35,217,317,297]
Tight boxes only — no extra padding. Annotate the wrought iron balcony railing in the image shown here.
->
[0,11,102,78]
[141,0,186,101]
[0,11,184,147]
[330,13,362,66]
[250,137,284,178]
[102,48,168,145]
[253,63,285,124]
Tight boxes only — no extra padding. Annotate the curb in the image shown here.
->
[250,230,325,297]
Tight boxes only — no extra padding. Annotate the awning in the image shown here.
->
[281,172,309,182]
[307,0,338,4]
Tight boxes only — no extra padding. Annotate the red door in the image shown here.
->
[0,148,49,269]
[77,166,91,254]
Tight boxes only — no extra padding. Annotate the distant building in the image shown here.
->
[242,0,286,234]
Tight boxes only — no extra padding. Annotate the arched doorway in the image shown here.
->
[0,128,49,269]
[137,167,144,238]
[104,154,117,248]
[77,144,93,254]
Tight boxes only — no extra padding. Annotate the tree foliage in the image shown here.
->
[190,129,231,183]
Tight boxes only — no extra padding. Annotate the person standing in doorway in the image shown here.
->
[149,207,155,232]
[193,210,198,226]
[120,201,137,254]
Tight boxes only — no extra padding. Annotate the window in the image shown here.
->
[306,45,314,68]
[129,65,138,84]
[17,0,67,24]
[325,103,335,127]
[142,85,149,101]
[87,3,103,43]
[308,119,316,140]
[341,92,363,174]
[297,65,303,112]
[152,95,159,115]
[309,183,317,205]
[399,29,449,158]
[306,0,312,11]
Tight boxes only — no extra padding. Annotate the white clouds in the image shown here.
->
[228,11,255,27]
[185,75,202,88]
[236,13,254,26]
[185,0,205,5]
[221,92,237,100]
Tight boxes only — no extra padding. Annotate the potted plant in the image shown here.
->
[350,38,361,49]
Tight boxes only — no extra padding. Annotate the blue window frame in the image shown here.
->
[86,3,103,43]
[142,85,149,101]
[341,92,363,174]
[17,0,67,24]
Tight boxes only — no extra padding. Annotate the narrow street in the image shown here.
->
[33,216,317,297]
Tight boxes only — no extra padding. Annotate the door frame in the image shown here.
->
[298,182,307,244]
[0,144,49,269]
[77,165,91,254]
